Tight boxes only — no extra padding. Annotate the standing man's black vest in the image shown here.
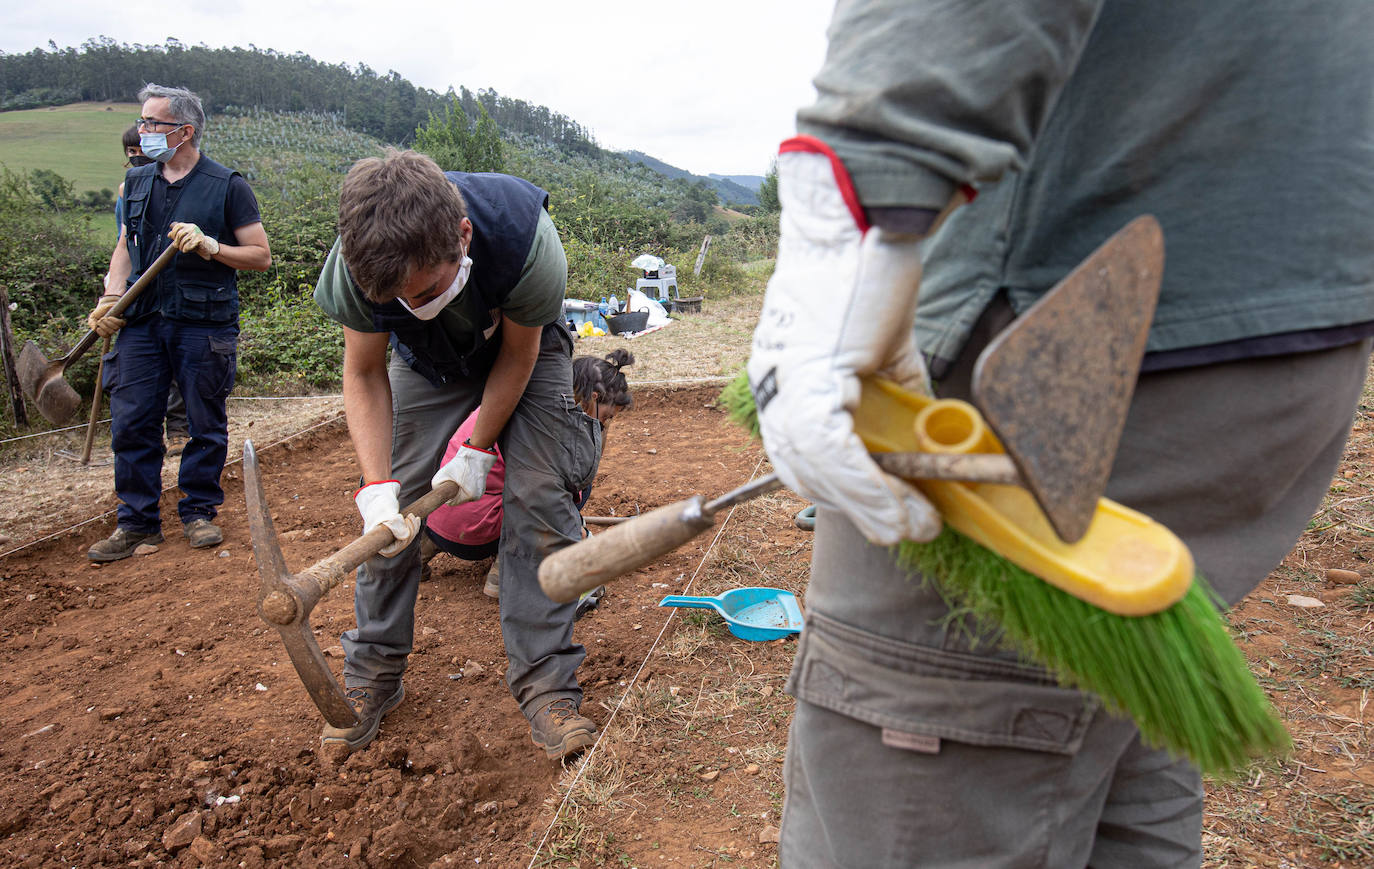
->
[369,172,550,386]
[121,156,241,325]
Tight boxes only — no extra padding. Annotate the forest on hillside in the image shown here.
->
[0,36,596,151]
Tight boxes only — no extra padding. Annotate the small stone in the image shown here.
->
[463,660,486,677]
[98,707,126,721]
[133,543,159,556]
[48,786,87,813]
[760,685,774,698]
[700,769,720,781]
[759,826,781,844]
[188,836,225,864]
[324,645,344,658]
[1286,594,1325,608]
[745,763,760,775]
[161,810,202,851]
[647,448,658,455]
[475,800,499,816]
[421,627,438,636]
[1326,568,1362,585]
[217,550,231,558]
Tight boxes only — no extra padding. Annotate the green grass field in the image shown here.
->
[0,102,141,194]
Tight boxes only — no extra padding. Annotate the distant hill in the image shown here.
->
[709,173,764,192]
[623,150,758,207]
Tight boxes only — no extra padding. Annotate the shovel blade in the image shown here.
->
[18,340,82,424]
[972,216,1164,543]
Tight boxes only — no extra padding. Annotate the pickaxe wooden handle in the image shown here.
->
[244,439,457,727]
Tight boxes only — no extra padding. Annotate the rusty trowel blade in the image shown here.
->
[18,341,83,424]
[972,215,1164,543]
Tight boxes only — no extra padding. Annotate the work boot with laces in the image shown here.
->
[320,682,405,753]
[483,560,500,599]
[87,527,163,563]
[183,518,223,549]
[529,697,597,760]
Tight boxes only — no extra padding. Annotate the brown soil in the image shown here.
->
[0,369,1371,867]
[0,384,795,867]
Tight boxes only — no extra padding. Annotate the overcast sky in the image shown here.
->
[1,0,836,177]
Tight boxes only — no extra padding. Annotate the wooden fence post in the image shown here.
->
[0,285,28,428]
[693,235,712,277]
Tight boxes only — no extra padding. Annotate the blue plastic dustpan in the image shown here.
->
[658,587,804,641]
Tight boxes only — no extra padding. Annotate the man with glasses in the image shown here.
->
[86,83,271,562]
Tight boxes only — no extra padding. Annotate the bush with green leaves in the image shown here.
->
[236,269,343,390]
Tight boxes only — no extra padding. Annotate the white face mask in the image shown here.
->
[398,253,472,320]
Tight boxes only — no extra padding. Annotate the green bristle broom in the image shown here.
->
[719,371,1289,776]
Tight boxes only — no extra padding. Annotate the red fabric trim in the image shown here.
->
[778,136,981,219]
[354,479,400,498]
[462,439,499,456]
[778,135,869,232]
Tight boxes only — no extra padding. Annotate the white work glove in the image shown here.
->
[86,293,126,338]
[354,480,420,558]
[431,441,498,506]
[168,222,221,260]
[746,138,955,546]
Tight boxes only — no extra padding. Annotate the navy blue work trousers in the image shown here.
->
[107,315,238,533]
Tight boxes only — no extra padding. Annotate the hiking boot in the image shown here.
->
[483,560,500,599]
[183,518,223,549]
[87,527,163,563]
[529,697,597,760]
[165,432,190,457]
[320,682,405,753]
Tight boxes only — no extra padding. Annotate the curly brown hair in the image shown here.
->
[338,149,468,302]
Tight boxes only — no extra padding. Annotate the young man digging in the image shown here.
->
[313,149,601,760]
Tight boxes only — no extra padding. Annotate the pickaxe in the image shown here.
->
[244,441,459,728]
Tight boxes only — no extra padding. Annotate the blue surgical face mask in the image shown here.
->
[139,131,180,164]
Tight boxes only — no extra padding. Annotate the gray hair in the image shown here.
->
[138,83,206,148]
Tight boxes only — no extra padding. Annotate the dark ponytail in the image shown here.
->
[572,349,635,412]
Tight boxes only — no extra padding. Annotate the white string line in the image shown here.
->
[0,419,113,444]
[0,412,344,561]
[0,378,728,446]
[527,454,769,868]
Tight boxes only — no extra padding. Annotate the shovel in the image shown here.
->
[538,216,1164,603]
[18,244,177,424]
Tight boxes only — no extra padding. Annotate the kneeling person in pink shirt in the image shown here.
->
[423,349,634,599]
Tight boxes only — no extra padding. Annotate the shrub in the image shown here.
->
[236,269,343,390]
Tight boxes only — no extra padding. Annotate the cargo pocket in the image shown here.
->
[199,335,239,400]
[99,346,119,395]
[565,399,603,493]
[178,281,237,323]
[788,610,1096,756]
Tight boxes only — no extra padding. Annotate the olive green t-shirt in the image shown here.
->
[313,209,566,347]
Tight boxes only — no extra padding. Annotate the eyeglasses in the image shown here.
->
[136,117,184,130]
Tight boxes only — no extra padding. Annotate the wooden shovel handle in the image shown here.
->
[67,245,178,363]
[79,336,112,465]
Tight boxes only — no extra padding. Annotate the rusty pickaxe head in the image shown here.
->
[244,440,359,728]
[245,439,459,726]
